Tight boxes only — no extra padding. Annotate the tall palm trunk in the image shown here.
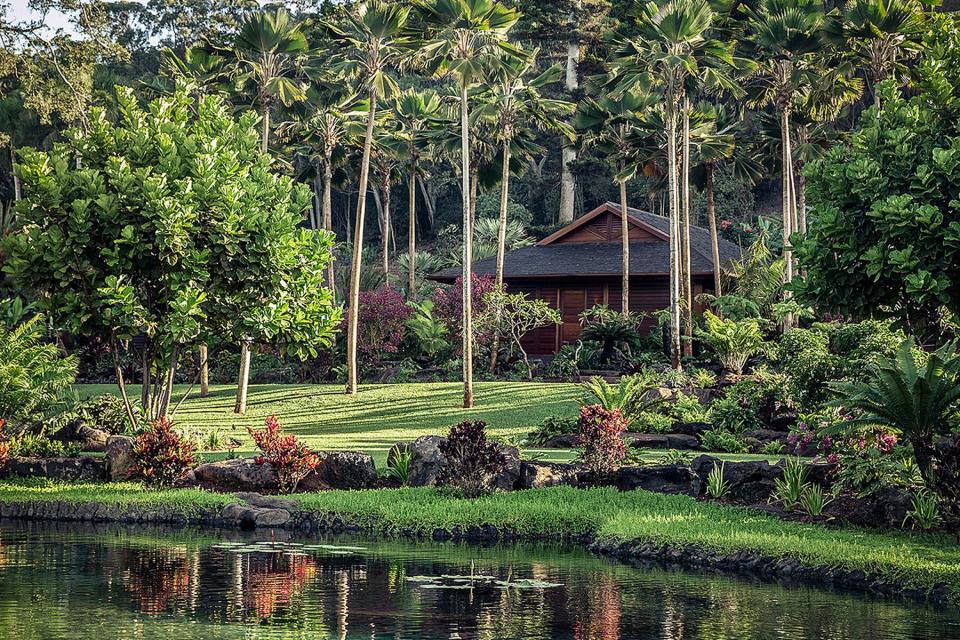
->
[460,82,474,408]
[796,162,806,236]
[381,184,391,275]
[407,157,418,298]
[10,146,20,201]
[780,105,796,331]
[323,157,336,303]
[198,344,209,397]
[489,136,512,374]
[681,98,693,357]
[346,90,378,395]
[666,103,682,370]
[559,7,580,224]
[619,176,630,313]
[705,162,722,297]
[235,102,272,414]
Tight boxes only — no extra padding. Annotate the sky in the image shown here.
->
[7,1,76,35]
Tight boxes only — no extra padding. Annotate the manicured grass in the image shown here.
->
[0,478,955,599]
[0,478,238,514]
[294,486,960,598]
[75,382,782,467]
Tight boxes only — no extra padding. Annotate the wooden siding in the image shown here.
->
[553,211,661,244]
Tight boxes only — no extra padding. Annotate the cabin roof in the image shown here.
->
[429,202,741,282]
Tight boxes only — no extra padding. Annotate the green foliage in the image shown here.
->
[405,300,449,359]
[129,418,198,488]
[833,445,920,497]
[700,429,749,454]
[668,391,708,424]
[578,306,645,367]
[688,368,718,389]
[724,234,784,321]
[829,340,960,487]
[772,327,838,409]
[709,372,794,432]
[794,72,960,338]
[706,462,730,499]
[9,433,80,458]
[799,484,833,517]
[61,393,137,436]
[478,287,561,379]
[581,375,662,425]
[386,444,413,486]
[761,441,786,455]
[4,85,339,422]
[0,316,77,430]
[696,311,764,375]
[657,450,694,466]
[527,415,578,445]
[904,491,942,531]
[771,458,811,510]
[631,411,674,434]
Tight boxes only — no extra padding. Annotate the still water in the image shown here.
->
[0,520,956,639]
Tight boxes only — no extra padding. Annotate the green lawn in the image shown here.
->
[75,382,781,467]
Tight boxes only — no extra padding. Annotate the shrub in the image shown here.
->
[631,411,674,434]
[903,491,941,531]
[9,433,80,458]
[771,457,811,510]
[527,415,578,445]
[799,484,833,517]
[347,287,412,369]
[386,444,412,485]
[688,368,718,388]
[0,316,77,431]
[709,372,794,432]
[249,416,319,494]
[829,320,904,380]
[129,417,198,488]
[68,393,138,435]
[405,300,449,360]
[437,420,506,498]
[772,328,838,410]
[706,462,730,499]
[431,274,496,353]
[668,392,707,424]
[577,404,628,478]
[578,305,645,366]
[700,428,748,453]
[696,311,764,375]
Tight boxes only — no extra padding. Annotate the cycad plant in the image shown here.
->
[696,310,764,375]
[581,375,662,424]
[0,316,78,431]
[829,340,960,486]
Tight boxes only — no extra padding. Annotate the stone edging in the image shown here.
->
[0,495,953,608]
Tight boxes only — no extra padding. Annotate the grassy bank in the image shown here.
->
[1,478,956,599]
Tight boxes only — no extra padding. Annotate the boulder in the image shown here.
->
[615,464,696,495]
[406,435,521,490]
[626,433,700,450]
[192,458,278,492]
[691,455,781,503]
[299,451,377,491]
[6,456,105,482]
[51,422,110,452]
[105,435,137,481]
[744,429,789,453]
[673,421,713,437]
[517,461,583,489]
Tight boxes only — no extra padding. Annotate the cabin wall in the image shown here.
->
[551,211,661,244]
[511,275,712,356]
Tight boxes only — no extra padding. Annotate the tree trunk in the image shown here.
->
[234,343,251,413]
[261,106,270,154]
[10,146,20,201]
[159,344,181,417]
[408,157,418,298]
[619,178,630,313]
[705,162,722,297]
[141,344,151,410]
[681,99,693,357]
[796,163,807,236]
[198,344,209,398]
[111,336,140,432]
[381,184,391,276]
[346,90,379,395]
[460,82,474,409]
[489,138,512,375]
[323,158,336,303]
[558,14,579,224]
[667,104,682,370]
[781,105,796,331]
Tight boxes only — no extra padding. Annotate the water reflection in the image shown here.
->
[0,520,956,640]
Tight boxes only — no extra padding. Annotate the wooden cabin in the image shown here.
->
[429,202,741,356]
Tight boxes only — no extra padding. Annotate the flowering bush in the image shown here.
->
[437,420,506,497]
[344,286,411,369]
[129,417,197,488]
[249,416,319,494]
[577,404,628,478]
[431,274,496,354]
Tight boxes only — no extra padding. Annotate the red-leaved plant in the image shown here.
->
[129,417,197,488]
[0,418,9,468]
[577,404,627,479]
[248,416,319,494]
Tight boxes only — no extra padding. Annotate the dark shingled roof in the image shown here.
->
[430,202,741,282]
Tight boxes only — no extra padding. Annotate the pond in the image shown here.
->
[0,520,956,639]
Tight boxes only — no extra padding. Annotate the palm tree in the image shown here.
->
[610,0,732,368]
[392,89,443,298]
[826,0,925,109]
[418,0,521,409]
[229,8,309,152]
[371,130,405,276]
[326,0,411,395]
[573,91,653,316]
[743,0,826,329]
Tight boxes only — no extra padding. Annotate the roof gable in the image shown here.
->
[537,202,669,246]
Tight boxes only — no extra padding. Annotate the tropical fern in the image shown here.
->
[0,315,78,429]
[696,311,764,375]
[581,375,662,423]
